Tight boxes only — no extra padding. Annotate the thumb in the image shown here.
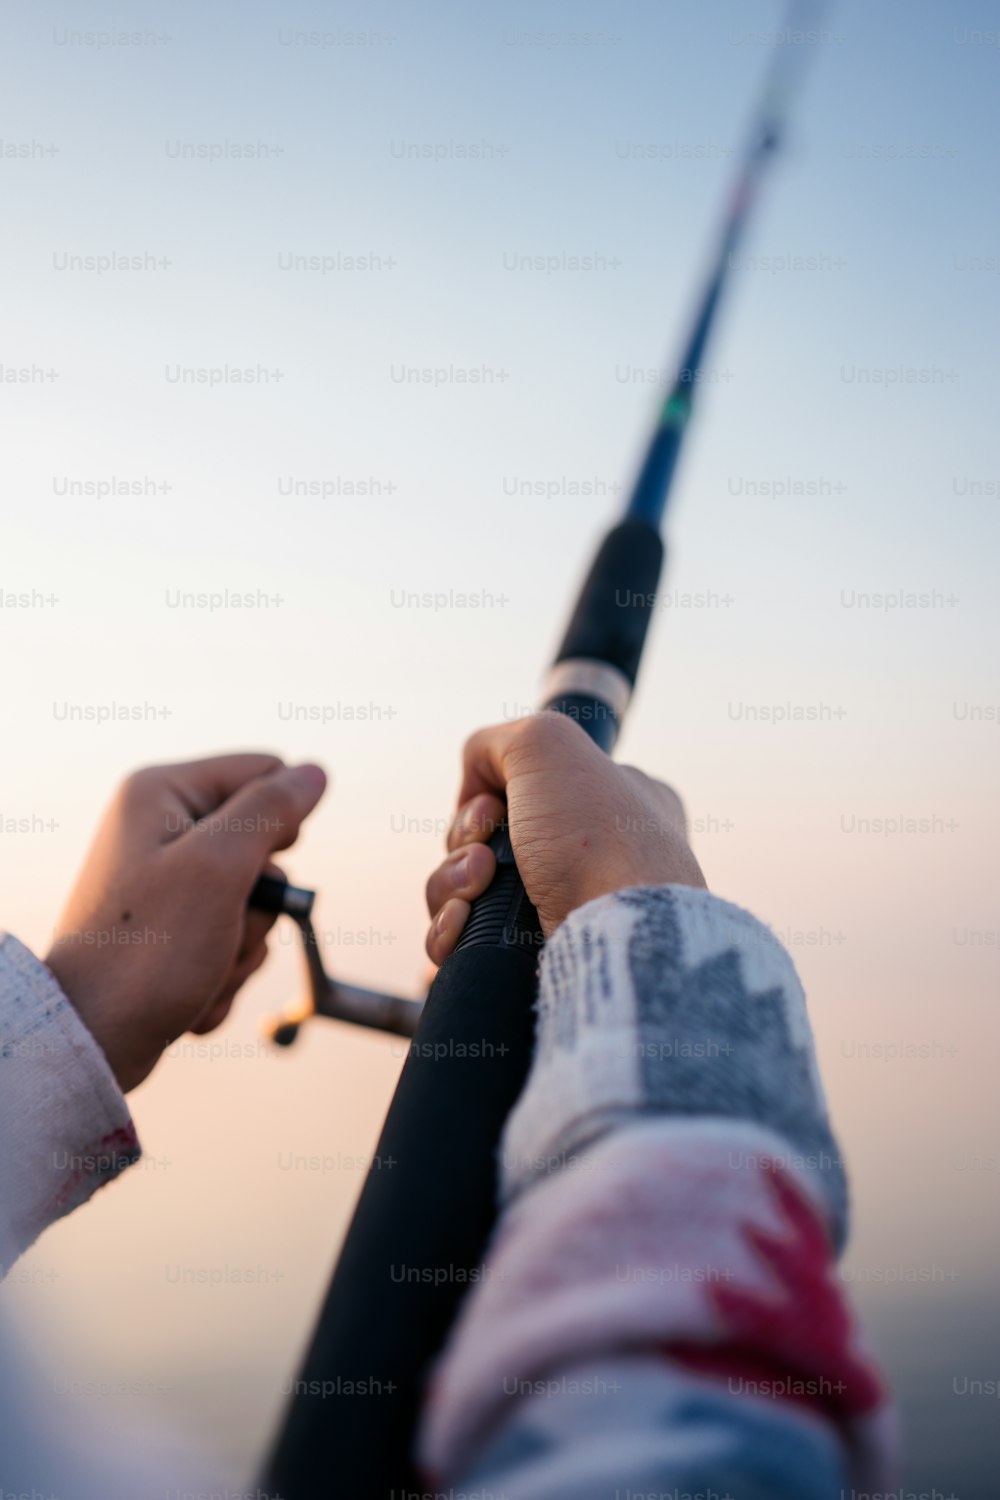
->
[188,762,328,884]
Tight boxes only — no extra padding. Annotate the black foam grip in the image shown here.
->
[555,517,665,685]
[454,818,543,954]
[260,943,538,1499]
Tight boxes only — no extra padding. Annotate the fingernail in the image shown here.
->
[289,763,327,797]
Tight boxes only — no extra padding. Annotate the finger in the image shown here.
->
[117,753,288,848]
[188,996,235,1036]
[446,792,507,853]
[456,713,593,807]
[240,902,278,956]
[163,753,288,819]
[190,942,270,1034]
[238,859,284,954]
[455,722,526,806]
[425,898,471,967]
[425,841,496,920]
[188,763,328,890]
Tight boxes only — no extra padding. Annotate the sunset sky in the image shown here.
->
[1,0,998,1492]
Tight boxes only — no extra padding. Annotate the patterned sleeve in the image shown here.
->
[418,885,897,1498]
[0,932,139,1274]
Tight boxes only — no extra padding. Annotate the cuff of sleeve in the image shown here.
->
[0,933,139,1272]
[500,885,847,1248]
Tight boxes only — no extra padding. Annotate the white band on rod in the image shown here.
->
[539,657,632,720]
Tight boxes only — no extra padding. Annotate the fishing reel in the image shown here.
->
[250,872,423,1044]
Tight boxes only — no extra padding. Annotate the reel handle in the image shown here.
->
[249,871,315,920]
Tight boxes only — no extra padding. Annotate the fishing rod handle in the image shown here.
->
[454,818,544,953]
[454,692,619,956]
[455,519,665,954]
[453,689,629,955]
[249,871,316,919]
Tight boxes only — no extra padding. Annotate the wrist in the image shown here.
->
[561,856,706,933]
[44,947,133,1091]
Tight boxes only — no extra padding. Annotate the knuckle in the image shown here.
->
[462,725,490,760]
[118,765,162,804]
[656,781,687,819]
[513,711,575,755]
[508,714,547,750]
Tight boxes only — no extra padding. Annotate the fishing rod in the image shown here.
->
[259,9,825,1494]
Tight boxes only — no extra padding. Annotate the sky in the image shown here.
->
[1,0,998,1492]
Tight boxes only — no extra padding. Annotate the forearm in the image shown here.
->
[420,886,895,1496]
